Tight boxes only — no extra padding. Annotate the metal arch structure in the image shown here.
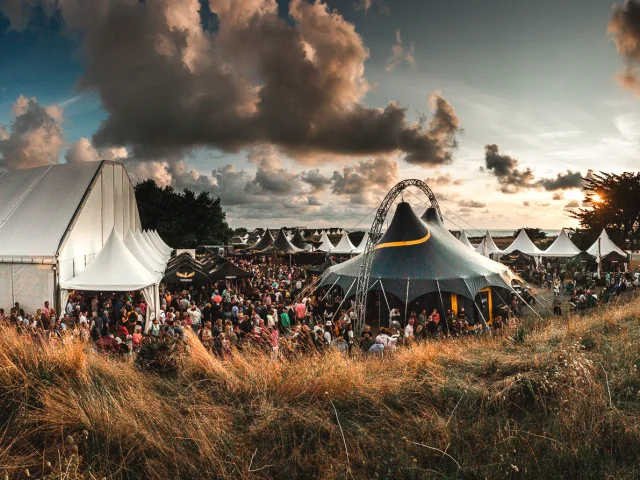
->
[353,179,442,334]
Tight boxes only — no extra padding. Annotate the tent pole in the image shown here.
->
[510,287,544,321]
[334,279,356,319]
[379,280,392,315]
[322,276,341,301]
[404,278,410,327]
[436,279,450,336]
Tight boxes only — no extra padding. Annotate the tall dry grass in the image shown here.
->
[1,295,640,479]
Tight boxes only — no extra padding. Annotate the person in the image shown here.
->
[280,307,291,336]
[90,313,103,341]
[132,325,143,349]
[360,332,374,353]
[149,318,161,339]
[552,296,562,316]
[404,318,415,341]
[331,334,348,355]
[389,309,401,331]
[199,321,214,347]
[188,305,202,333]
[268,326,279,358]
[344,323,355,356]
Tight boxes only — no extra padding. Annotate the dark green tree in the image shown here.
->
[570,172,640,251]
[134,179,233,248]
[513,228,547,240]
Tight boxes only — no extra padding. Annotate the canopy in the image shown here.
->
[586,229,627,258]
[330,232,356,255]
[352,232,371,254]
[316,231,335,252]
[61,229,158,291]
[258,229,303,254]
[291,230,311,251]
[503,229,543,256]
[543,229,581,257]
[319,202,519,302]
[248,229,274,251]
[474,231,503,257]
[151,230,172,253]
[124,230,165,275]
[209,262,253,280]
[144,230,171,258]
[135,230,167,264]
[163,259,210,286]
[458,231,476,250]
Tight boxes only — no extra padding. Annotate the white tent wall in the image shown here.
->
[58,162,141,285]
[0,264,54,314]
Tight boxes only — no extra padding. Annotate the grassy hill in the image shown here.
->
[1,294,640,479]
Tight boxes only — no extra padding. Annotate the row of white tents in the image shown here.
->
[463,228,626,260]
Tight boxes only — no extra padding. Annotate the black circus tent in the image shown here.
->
[319,202,519,302]
[248,229,274,251]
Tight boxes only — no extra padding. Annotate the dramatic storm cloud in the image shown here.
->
[483,144,589,194]
[0,95,65,170]
[2,0,460,167]
[609,0,640,94]
[482,144,535,193]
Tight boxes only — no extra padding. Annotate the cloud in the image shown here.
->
[425,172,463,186]
[353,0,388,14]
[552,192,564,200]
[331,157,399,197]
[386,30,415,71]
[523,201,531,207]
[482,144,535,193]
[564,200,580,209]
[459,199,486,208]
[65,137,100,163]
[300,168,332,193]
[245,146,303,196]
[608,0,640,94]
[537,170,586,191]
[3,0,460,168]
[0,94,66,170]
[483,144,590,194]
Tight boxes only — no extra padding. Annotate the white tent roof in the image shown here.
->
[61,229,158,291]
[330,232,356,254]
[316,231,335,252]
[146,230,171,255]
[313,230,320,237]
[352,232,371,254]
[135,230,167,264]
[143,230,171,259]
[475,231,503,257]
[586,229,627,257]
[124,230,165,275]
[543,229,581,257]
[458,231,476,250]
[151,230,172,252]
[0,162,103,259]
[502,229,543,256]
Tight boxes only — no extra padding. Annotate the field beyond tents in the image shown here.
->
[1,295,640,479]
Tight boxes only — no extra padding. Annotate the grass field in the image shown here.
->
[1,293,640,479]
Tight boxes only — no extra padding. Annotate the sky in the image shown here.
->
[0,0,639,230]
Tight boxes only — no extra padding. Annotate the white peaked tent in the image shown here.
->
[143,231,171,260]
[151,230,172,253]
[124,231,165,276]
[543,229,581,257]
[503,229,543,256]
[313,230,320,237]
[135,230,167,264]
[475,231,503,258]
[352,232,371,254]
[146,230,171,257]
[586,229,627,257]
[330,232,356,255]
[458,231,476,250]
[316,231,335,252]
[60,229,160,327]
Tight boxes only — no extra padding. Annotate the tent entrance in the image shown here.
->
[474,287,493,324]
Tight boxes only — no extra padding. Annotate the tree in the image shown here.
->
[134,179,233,248]
[570,172,640,251]
[513,228,547,240]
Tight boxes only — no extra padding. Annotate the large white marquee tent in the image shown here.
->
[0,161,170,318]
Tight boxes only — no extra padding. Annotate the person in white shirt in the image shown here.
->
[187,305,202,329]
[404,318,415,339]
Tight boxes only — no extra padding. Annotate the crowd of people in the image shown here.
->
[0,256,637,360]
